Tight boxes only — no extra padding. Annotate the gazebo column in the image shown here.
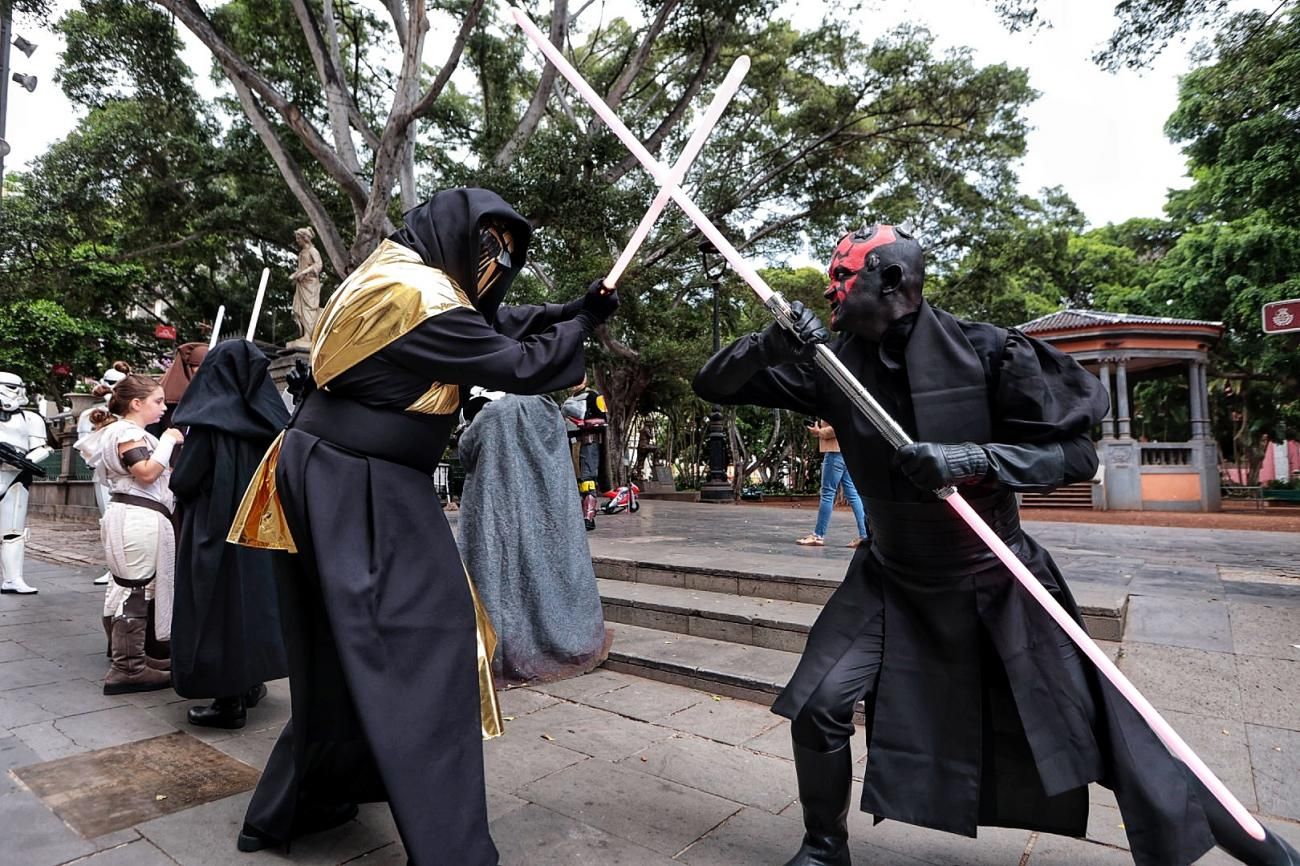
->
[1187,361,1203,439]
[1116,359,1131,439]
[1198,362,1211,438]
[1098,361,1115,438]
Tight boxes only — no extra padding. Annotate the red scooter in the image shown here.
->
[601,482,641,515]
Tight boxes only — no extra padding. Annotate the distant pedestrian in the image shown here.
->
[798,420,868,547]
[77,362,129,587]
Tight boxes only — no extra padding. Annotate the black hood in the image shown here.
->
[387,187,533,323]
[171,340,289,440]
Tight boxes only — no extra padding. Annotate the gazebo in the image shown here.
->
[1019,310,1225,511]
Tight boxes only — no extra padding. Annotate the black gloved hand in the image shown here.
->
[285,358,316,403]
[579,278,620,325]
[759,300,829,363]
[894,442,990,491]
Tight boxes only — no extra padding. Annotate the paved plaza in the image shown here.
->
[2,503,1298,865]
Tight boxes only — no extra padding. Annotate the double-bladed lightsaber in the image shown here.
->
[510,4,1262,840]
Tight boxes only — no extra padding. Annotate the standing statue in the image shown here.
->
[288,227,323,348]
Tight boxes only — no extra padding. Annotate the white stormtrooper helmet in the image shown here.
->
[468,386,506,403]
[0,372,27,413]
[99,367,127,390]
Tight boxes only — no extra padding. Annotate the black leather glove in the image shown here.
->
[578,278,620,325]
[285,358,316,403]
[759,300,829,363]
[894,442,990,491]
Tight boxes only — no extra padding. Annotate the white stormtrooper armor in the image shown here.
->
[0,372,53,595]
[77,366,127,586]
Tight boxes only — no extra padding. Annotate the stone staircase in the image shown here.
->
[594,553,1128,708]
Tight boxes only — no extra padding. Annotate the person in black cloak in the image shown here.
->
[226,188,617,865]
[693,223,1299,866]
[168,339,289,730]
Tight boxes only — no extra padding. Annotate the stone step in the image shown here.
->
[601,621,800,707]
[594,556,1129,641]
[597,578,818,654]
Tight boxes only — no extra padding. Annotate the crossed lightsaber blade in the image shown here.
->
[511,5,1263,839]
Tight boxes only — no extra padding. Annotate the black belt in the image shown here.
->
[865,488,1022,578]
[292,388,447,474]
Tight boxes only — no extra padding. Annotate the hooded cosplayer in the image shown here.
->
[457,390,610,684]
[693,224,1299,866]
[228,188,616,864]
[169,340,290,729]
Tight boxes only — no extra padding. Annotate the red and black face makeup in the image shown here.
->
[825,224,898,327]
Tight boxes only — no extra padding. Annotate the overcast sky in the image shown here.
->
[5,0,1218,229]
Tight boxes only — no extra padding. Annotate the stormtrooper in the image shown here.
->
[0,372,53,595]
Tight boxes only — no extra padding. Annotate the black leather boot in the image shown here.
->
[1195,773,1300,865]
[244,682,268,708]
[782,742,853,866]
[188,696,246,730]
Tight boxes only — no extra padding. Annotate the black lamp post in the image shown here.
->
[698,239,733,502]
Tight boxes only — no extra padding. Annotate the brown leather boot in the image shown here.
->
[102,615,113,658]
[104,616,172,695]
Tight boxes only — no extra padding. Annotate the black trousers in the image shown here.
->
[790,608,884,753]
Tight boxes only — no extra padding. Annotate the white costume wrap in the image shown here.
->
[75,420,175,638]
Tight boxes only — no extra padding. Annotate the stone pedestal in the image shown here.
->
[268,345,310,392]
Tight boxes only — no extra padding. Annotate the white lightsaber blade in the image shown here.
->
[603,55,750,289]
[208,305,226,351]
[245,268,270,342]
[511,3,1265,840]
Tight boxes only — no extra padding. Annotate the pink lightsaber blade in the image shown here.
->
[603,56,750,289]
[510,3,1265,840]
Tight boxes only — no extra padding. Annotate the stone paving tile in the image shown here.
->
[531,669,639,702]
[136,791,396,866]
[1246,724,1300,822]
[1028,833,1133,865]
[506,700,673,761]
[71,839,178,865]
[1117,642,1243,720]
[744,718,869,774]
[486,785,529,823]
[677,806,934,866]
[1158,708,1258,812]
[514,758,739,857]
[49,704,179,752]
[584,677,709,723]
[1086,802,1130,850]
[208,724,281,770]
[492,802,679,865]
[0,657,76,692]
[659,694,785,745]
[0,788,96,866]
[1,678,128,724]
[498,686,560,718]
[1125,594,1234,653]
[483,726,588,794]
[0,640,36,663]
[1228,602,1300,660]
[1235,656,1300,732]
[341,843,407,864]
[11,719,88,762]
[0,734,39,795]
[621,734,798,814]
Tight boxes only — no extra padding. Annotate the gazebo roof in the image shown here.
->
[1020,309,1222,333]
[1018,309,1224,374]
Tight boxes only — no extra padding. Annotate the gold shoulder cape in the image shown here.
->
[227,239,502,739]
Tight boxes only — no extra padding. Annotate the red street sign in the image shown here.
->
[154,324,178,340]
[1262,299,1300,334]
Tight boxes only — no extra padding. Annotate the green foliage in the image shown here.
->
[0,300,104,396]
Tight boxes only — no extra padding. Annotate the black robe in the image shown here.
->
[694,301,1216,866]
[238,191,590,866]
[169,340,290,699]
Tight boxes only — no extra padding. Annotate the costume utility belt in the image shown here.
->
[110,492,179,535]
[293,388,444,474]
[864,489,1023,579]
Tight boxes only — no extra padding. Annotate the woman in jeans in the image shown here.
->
[798,420,869,547]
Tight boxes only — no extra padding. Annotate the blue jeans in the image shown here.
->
[814,452,867,539]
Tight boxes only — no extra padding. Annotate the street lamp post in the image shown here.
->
[0,15,39,201]
[698,239,733,502]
